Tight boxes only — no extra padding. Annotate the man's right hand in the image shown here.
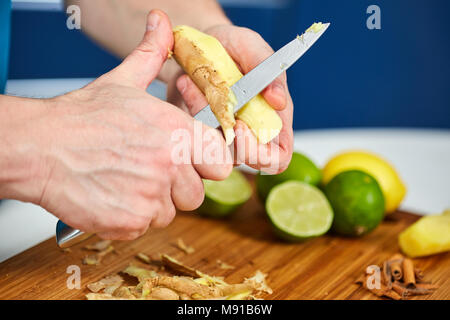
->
[4,10,232,240]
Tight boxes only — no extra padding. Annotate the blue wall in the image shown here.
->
[8,0,450,130]
[9,10,120,79]
[289,0,450,129]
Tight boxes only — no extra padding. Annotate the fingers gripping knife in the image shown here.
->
[56,22,330,248]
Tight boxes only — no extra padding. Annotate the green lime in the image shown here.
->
[265,181,333,241]
[197,169,252,217]
[256,152,321,201]
[324,170,385,237]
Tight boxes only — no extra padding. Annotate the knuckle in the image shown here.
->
[190,180,205,210]
[175,175,205,211]
[98,231,142,241]
[164,149,178,176]
[145,142,174,168]
[204,125,227,150]
[217,162,233,180]
[238,26,257,37]
[274,162,289,175]
[135,41,164,61]
[128,215,151,232]
[122,230,145,241]
[166,205,176,223]
[271,149,293,175]
[92,212,118,233]
[97,232,116,240]
[240,27,265,44]
[151,202,176,228]
[110,211,150,234]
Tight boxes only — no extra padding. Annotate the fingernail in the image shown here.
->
[147,11,160,31]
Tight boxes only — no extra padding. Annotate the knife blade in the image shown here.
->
[56,221,92,248]
[194,22,330,128]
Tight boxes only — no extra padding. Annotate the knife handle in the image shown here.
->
[56,220,93,248]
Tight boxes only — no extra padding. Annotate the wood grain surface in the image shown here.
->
[0,176,449,300]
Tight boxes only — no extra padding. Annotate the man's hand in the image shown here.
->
[167,24,294,174]
[1,10,232,240]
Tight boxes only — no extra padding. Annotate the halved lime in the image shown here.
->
[266,181,333,241]
[256,152,321,201]
[196,169,252,217]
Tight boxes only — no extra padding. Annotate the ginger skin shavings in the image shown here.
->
[174,238,195,254]
[87,275,123,294]
[82,241,115,265]
[136,252,152,264]
[84,240,112,251]
[82,245,114,265]
[217,260,235,270]
[86,254,271,300]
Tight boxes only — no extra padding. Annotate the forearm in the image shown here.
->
[0,95,49,203]
[66,0,231,82]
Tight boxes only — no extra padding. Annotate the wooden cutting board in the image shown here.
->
[0,176,449,300]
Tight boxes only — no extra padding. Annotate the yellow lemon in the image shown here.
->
[322,151,406,213]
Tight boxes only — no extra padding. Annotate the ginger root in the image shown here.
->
[173,25,282,145]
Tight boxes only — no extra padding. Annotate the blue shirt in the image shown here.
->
[0,0,11,94]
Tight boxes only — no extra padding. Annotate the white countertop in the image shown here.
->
[1,79,449,263]
[292,128,450,215]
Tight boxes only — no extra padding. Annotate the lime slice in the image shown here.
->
[197,169,252,217]
[266,181,333,241]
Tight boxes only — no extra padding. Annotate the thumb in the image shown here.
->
[109,10,173,89]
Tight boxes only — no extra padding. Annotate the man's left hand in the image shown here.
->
[167,24,294,174]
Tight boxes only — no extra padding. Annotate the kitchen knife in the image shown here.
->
[194,22,330,127]
[56,22,330,248]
